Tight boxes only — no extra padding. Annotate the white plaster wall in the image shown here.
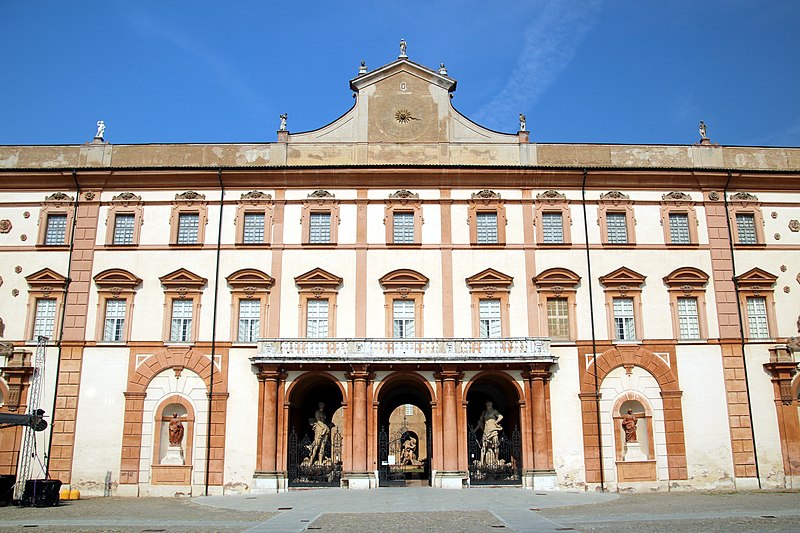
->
[548,346,586,488]
[450,204,469,244]
[338,204,357,245]
[223,349,259,491]
[675,344,735,488]
[421,204,442,245]
[745,345,786,487]
[505,203,524,245]
[71,346,129,494]
[282,203,302,244]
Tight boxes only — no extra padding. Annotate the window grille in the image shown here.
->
[736,213,757,244]
[677,297,700,339]
[669,213,690,244]
[606,212,628,244]
[177,213,199,244]
[242,212,265,244]
[113,213,135,245]
[541,212,564,243]
[33,298,57,338]
[45,214,67,245]
[476,212,498,244]
[392,212,414,243]
[309,212,331,243]
[746,296,769,338]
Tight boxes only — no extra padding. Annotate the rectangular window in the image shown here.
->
[242,213,265,244]
[177,213,200,244]
[746,296,769,338]
[309,212,331,243]
[33,298,57,339]
[606,213,628,244]
[546,297,570,339]
[392,212,415,244]
[170,299,193,342]
[476,212,498,244]
[736,213,757,244]
[112,213,135,245]
[613,297,636,340]
[541,212,564,244]
[392,299,415,338]
[668,213,690,244]
[45,214,67,245]
[237,299,261,342]
[479,299,501,338]
[306,299,329,338]
[677,297,700,339]
[103,299,127,341]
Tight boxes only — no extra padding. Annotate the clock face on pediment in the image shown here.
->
[369,74,437,142]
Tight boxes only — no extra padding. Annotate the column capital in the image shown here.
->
[347,364,373,381]
[434,366,463,381]
[257,366,287,382]
[522,363,552,382]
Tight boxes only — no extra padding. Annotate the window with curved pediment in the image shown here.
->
[727,192,765,246]
[235,191,273,245]
[105,192,144,246]
[227,269,274,343]
[533,268,581,340]
[597,191,636,246]
[94,268,142,343]
[379,269,429,337]
[295,268,343,337]
[159,269,207,343]
[24,268,67,342]
[663,267,709,340]
[535,190,572,245]
[468,190,506,246]
[599,267,646,341]
[37,192,75,247]
[466,268,513,337]
[734,267,777,339]
[169,191,208,246]
[659,192,698,245]
[384,190,423,245]
[302,190,339,245]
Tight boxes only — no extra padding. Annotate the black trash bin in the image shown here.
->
[21,479,61,507]
[0,475,15,505]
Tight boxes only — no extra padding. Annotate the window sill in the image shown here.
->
[105,243,139,249]
[302,242,337,247]
[387,242,422,247]
[96,341,128,347]
[169,243,204,248]
[602,242,636,247]
[612,339,641,345]
[665,242,699,247]
[733,243,767,248]
[537,242,571,247]
[232,342,258,347]
[35,244,69,250]
[235,242,271,248]
[164,341,194,347]
[471,242,505,247]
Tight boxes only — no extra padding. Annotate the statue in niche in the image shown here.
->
[622,409,638,443]
[95,120,105,139]
[306,402,331,465]
[479,401,504,465]
[168,413,185,447]
[399,436,417,465]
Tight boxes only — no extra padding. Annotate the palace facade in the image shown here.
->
[1,52,800,496]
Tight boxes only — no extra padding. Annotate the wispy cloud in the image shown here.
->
[475,0,600,131]
[125,7,267,116]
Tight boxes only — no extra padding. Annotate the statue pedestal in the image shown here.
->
[161,446,185,465]
[623,442,647,462]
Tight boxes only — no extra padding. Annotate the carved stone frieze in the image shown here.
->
[112,192,142,205]
[600,190,630,201]
[241,190,272,200]
[471,189,500,200]
[308,190,334,198]
[44,192,74,203]
[729,192,758,202]
[662,191,692,202]
[389,190,419,199]
[175,191,206,201]
[537,190,566,200]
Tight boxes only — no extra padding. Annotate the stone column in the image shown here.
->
[346,365,374,488]
[435,368,466,488]
[253,366,287,493]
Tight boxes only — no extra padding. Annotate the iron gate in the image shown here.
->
[287,426,342,487]
[467,424,522,485]
[378,426,407,486]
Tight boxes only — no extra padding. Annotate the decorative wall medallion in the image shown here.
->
[708,192,720,201]
[394,109,418,124]
[0,220,11,233]
[23,211,30,218]
[14,266,21,274]
[784,286,791,293]
[19,234,26,241]
[11,289,18,297]
[789,220,800,232]
[774,233,781,240]
[771,211,778,219]
[781,265,787,272]
[0,275,3,287]
[84,191,96,201]
[400,81,407,91]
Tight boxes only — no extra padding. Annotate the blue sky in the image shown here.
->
[1,1,798,147]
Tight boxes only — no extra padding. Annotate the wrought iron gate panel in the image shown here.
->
[467,425,522,485]
[378,426,409,486]
[287,426,342,487]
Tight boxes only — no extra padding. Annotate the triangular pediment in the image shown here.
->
[94,268,142,289]
[159,268,207,288]
[350,59,456,93]
[295,267,343,288]
[25,268,67,287]
[533,268,581,288]
[466,268,513,289]
[226,268,274,289]
[599,267,646,288]
[379,269,429,290]
[734,267,777,287]
[663,267,709,288]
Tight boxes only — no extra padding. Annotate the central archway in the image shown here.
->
[375,372,434,487]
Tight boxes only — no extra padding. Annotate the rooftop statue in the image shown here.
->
[519,114,526,132]
[699,120,708,140]
[399,39,407,58]
[279,113,287,131]
[95,120,105,140]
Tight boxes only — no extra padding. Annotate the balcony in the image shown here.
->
[252,337,554,365]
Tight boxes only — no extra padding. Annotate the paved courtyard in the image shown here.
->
[0,488,798,532]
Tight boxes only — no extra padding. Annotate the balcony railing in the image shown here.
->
[253,337,553,364]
